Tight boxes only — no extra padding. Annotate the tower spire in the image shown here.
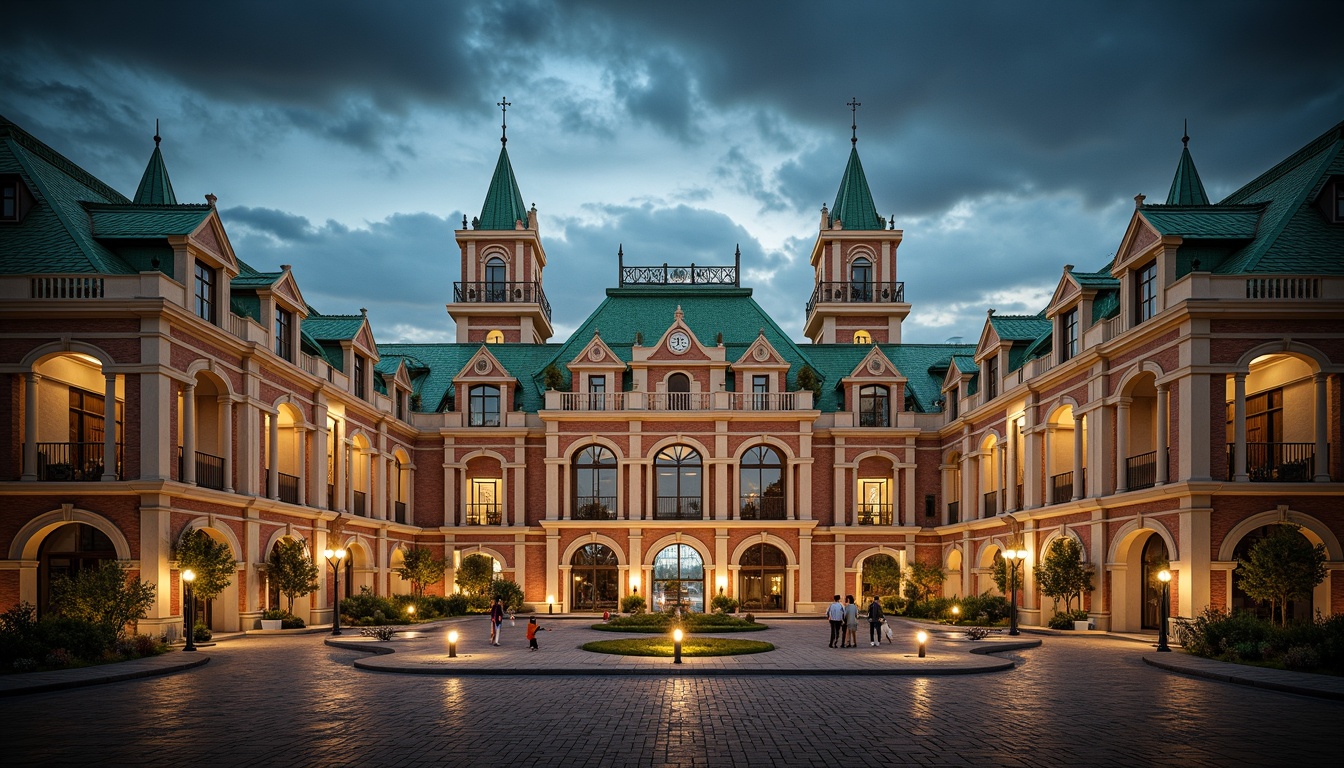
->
[134,120,178,205]
[498,96,511,147]
[1165,121,1209,206]
[154,118,161,148]
[847,97,861,148]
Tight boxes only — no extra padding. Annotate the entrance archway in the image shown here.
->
[570,543,619,610]
[652,543,704,612]
[737,543,787,611]
[36,523,116,615]
[1140,535,1169,630]
[1231,525,1315,623]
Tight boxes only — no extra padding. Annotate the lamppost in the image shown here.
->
[1156,569,1172,652]
[447,630,459,658]
[547,595,555,615]
[1004,548,1028,636]
[916,629,928,658]
[672,628,684,664]
[182,569,197,652]
[950,605,961,624]
[323,548,346,636]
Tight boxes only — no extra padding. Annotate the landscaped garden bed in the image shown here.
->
[590,613,767,633]
[582,637,774,656]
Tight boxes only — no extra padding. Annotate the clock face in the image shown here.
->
[668,331,691,354]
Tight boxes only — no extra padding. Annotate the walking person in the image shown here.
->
[867,595,885,646]
[489,596,505,646]
[826,595,845,648]
[843,595,859,647]
[526,616,548,651]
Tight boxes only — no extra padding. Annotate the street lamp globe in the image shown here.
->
[182,569,195,582]
[1157,569,1171,584]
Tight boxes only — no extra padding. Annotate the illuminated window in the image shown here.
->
[468,478,503,525]
[853,330,872,344]
[857,478,891,525]
[485,330,504,344]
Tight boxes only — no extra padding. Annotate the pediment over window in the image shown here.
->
[732,331,788,370]
[842,346,905,384]
[568,331,626,372]
[454,346,512,384]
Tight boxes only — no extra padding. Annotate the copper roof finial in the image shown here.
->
[497,97,511,147]
[1182,118,1189,148]
[847,97,861,148]
[154,118,161,148]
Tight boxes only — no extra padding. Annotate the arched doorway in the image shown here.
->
[738,543,787,611]
[861,553,901,600]
[37,523,116,615]
[1232,525,1314,623]
[570,544,619,610]
[1140,535,1169,630]
[667,373,691,410]
[652,543,704,613]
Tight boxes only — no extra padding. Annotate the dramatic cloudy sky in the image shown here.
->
[4,2,1342,345]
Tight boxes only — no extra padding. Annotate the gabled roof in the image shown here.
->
[86,203,212,238]
[830,147,884,231]
[133,142,178,205]
[988,313,1051,342]
[1071,268,1118,290]
[477,146,528,230]
[1165,141,1210,206]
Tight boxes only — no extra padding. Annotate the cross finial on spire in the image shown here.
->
[1182,118,1189,148]
[498,97,511,146]
[847,97,861,147]
[154,118,161,148]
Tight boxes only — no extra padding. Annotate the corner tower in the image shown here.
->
[803,99,908,345]
[448,98,553,344]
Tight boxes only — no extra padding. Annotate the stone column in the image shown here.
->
[296,427,308,506]
[102,373,119,481]
[1005,421,1017,511]
[1115,400,1130,493]
[1073,414,1085,501]
[182,382,196,484]
[219,395,234,492]
[372,450,386,519]
[1232,374,1248,481]
[834,465,848,526]
[333,419,347,512]
[22,372,40,481]
[797,459,813,520]
[1314,374,1330,481]
[1156,384,1170,485]
[267,410,280,499]
[513,464,525,526]
[314,403,329,509]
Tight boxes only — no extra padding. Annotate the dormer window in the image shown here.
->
[948,387,959,420]
[853,330,871,344]
[1060,308,1079,363]
[275,307,293,361]
[1,178,18,222]
[469,384,501,426]
[194,263,217,323]
[858,385,889,427]
[985,357,999,400]
[353,354,367,399]
[1135,260,1158,323]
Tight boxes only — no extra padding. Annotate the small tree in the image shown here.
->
[903,561,946,604]
[992,554,1008,594]
[1236,524,1326,627]
[51,561,156,638]
[795,365,822,397]
[862,554,903,598]
[261,538,319,615]
[455,553,496,598]
[1034,538,1095,614]
[490,579,525,612]
[542,364,566,391]
[396,547,447,599]
[174,526,235,603]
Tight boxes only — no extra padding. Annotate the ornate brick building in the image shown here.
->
[2,114,1341,637]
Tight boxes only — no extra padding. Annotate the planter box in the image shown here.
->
[1074,620,1092,631]
[260,619,283,630]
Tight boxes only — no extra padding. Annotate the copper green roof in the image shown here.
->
[1165,144,1210,206]
[133,144,178,205]
[1071,269,1118,290]
[988,313,1051,342]
[1092,290,1119,322]
[1140,207,1262,239]
[87,203,211,237]
[477,146,528,230]
[830,147,884,231]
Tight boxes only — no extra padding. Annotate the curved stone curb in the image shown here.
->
[328,632,1037,677]
[0,653,210,697]
[1142,654,1344,701]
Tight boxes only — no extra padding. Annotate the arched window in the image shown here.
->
[859,385,889,427]
[853,330,872,344]
[485,257,507,301]
[1231,525,1315,624]
[861,552,900,599]
[655,445,702,519]
[573,446,617,519]
[571,544,619,610]
[38,523,115,615]
[667,372,691,410]
[468,385,500,427]
[850,257,873,301]
[653,544,705,613]
[738,543,787,611]
[485,330,504,344]
[740,446,785,520]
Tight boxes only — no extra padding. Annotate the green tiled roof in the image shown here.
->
[477,146,529,231]
[1071,269,1118,290]
[87,204,212,238]
[1165,144,1210,206]
[1092,290,1119,322]
[0,116,137,275]
[830,147,884,231]
[1018,330,1052,363]
[1139,207,1262,239]
[303,313,365,341]
[231,258,282,288]
[376,345,476,412]
[133,144,178,205]
[988,313,1050,342]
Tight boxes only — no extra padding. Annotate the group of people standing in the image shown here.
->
[489,596,548,650]
[827,595,890,648]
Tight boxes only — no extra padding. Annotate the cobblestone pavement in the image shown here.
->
[1,617,1336,767]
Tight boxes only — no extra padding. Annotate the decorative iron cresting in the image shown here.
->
[618,244,741,287]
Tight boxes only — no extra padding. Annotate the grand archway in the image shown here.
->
[570,543,619,610]
[737,543,787,612]
[652,543,704,613]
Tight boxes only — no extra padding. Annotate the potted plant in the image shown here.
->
[260,608,286,630]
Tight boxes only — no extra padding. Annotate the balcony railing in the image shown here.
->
[729,392,798,411]
[573,497,618,520]
[452,281,552,322]
[740,496,787,520]
[558,393,625,411]
[275,471,300,504]
[466,503,503,526]
[1126,451,1157,491]
[1050,471,1074,505]
[178,448,226,490]
[31,276,105,299]
[552,391,810,412]
[806,281,905,315]
[1228,442,1320,482]
[857,504,894,526]
[647,392,713,411]
[1246,277,1320,299]
[655,497,703,520]
[983,491,998,517]
[858,410,890,428]
[352,490,367,517]
[35,442,121,481]
[1014,482,1023,511]
[394,500,407,524]
[947,501,960,525]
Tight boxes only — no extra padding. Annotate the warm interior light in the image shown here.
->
[673,628,684,642]
[182,569,195,582]
[630,577,641,590]
[1158,569,1172,583]
[448,630,458,643]
[916,630,928,644]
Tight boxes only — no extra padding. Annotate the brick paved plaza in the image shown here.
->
[0,619,1337,766]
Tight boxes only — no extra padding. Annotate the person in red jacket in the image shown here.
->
[526,616,548,651]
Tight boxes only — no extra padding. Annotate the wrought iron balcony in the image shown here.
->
[35,441,121,481]
[655,497,703,520]
[1126,451,1158,490]
[740,496,787,520]
[857,504,894,526]
[574,497,618,520]
[394,500,408,524]
[178,447,225,490]
[466,503,503,526]
[452,281,552,322]
[352,490,367,517]
[806,281,905,315]
[1227,442,1321,482]
[983,491,998,517]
